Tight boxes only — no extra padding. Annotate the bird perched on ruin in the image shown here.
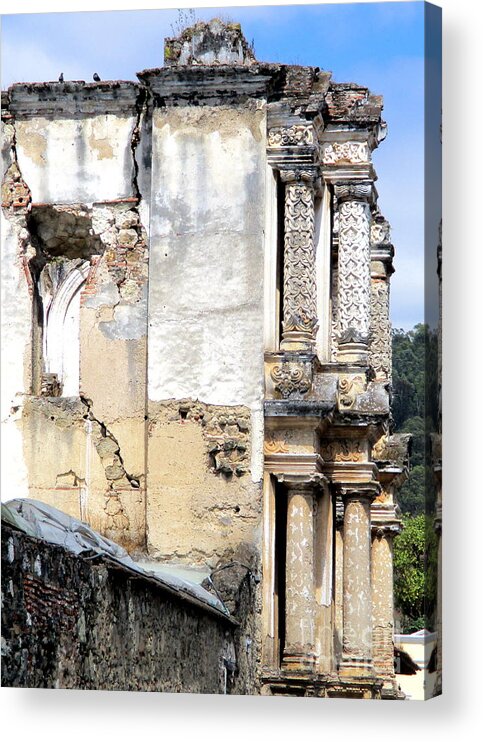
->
[58,73,64,82]
[93,73,101,81]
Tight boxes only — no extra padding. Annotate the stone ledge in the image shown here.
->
[7,81,142,117]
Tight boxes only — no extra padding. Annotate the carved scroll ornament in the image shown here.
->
[268,125,314,148]
[271,362,312,399]
[322,141,369,165]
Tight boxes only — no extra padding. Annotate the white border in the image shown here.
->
[1,1,481,740]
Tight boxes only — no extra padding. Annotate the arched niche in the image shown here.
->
[43,261,90,396]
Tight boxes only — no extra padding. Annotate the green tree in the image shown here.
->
[393,514,438,631]
[392,324,439,515]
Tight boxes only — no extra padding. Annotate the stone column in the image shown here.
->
[334,182,373,364]
[369,279,391,380]
[279,170,318,352]
[369,214,394,381]
[340,489,375,676]
[282,484,316,671]
[371,526,399,680]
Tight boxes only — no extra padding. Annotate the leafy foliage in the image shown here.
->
[391,325,440,629]
[393,514,438,632]
[392,324,439,515]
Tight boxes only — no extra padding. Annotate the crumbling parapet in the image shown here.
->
[164,18,257,67]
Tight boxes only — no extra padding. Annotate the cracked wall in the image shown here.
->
[2,84,267,570]
[1,93,34,504]
[1,85,149,553]
[145,102,266,568]
[20,396,145,551]
[146,400,262,566]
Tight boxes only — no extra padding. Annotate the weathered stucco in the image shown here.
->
[147,104,266,409]
[146,399,262,566]
[15,114,137,204]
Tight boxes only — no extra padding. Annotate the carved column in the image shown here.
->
[369,214,394,381]
[369,280,391,380]
[334,182,373,364]
[279,170,318,351]
[283,483,316,671]
[340,488,376,676]
[371,525,399,681]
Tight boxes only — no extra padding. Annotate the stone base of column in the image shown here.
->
[339,654,375,678]
[282,645,316,673]
[280,331,315,352]
[337,340,369,364]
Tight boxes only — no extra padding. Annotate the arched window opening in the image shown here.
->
[39,261,90,397]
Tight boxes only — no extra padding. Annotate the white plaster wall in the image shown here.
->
[148,105,266,411]
[1,212,31,501]
[15,114,136,204]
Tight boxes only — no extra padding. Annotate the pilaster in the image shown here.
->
[369,212,394,381]
[279,169,318,351]
[333,182,374,365]
[338,484,379,677]
[282,482,317,671]
[266,118,320,354]
[371,523,401,694]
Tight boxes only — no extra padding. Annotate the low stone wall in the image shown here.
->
[1,522,246,694]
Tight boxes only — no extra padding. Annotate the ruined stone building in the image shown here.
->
[1,20,410,698]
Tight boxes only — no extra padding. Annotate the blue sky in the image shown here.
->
[1,2,440,330]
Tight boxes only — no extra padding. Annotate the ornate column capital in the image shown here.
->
[274,470,327,490]
[371,522,402,539]
[334,181,374,205]
[338,483,380,503]
[279,166,319,185]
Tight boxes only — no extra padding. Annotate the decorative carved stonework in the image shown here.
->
[369,279,391,380]
[372,433,389,460]
[321,439,364,462]
[280,178,318,349]
[337,374,365,410]
[330,265,339,362]
[322,141,369,165]
[270,361,312,399]
[264,432,289,455]
[268,125,314,148]
[333,208,340,237]
[336,198,371,351]
[371,522,401,538]
[370,219,391,246]
[373,489,389,504]
[279,168,317,184]
[334,182,372,204]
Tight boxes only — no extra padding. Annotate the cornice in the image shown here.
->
[7,81,141,118]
